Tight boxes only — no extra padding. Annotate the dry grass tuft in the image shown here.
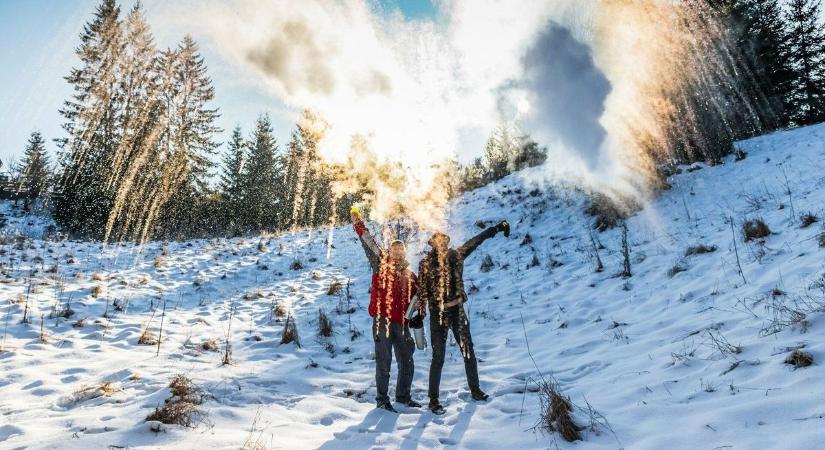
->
[318,308,333,337]
[327,279,343,296]
[800,212,819,228]
[91,272,105,281]
[146,400,204,428]
[743,218,771,242]
[66,381,120,406]
[685,244,717,256]
[145,375,207,427]
[785,350,813,368]
[202,339,219,351]
[480,254,495,273]
[281,314,301,347]
[169,374,202,402]
[138,328,158,345]
[153,256,166,268]
[91,284,104,298]
[667,260,688,278]
[536,378,582,442]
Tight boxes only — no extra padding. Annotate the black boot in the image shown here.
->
[428,399,446,415]
[401,399,422,408]
[471,389,489,401]
[377,401,397,413]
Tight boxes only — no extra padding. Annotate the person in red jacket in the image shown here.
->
[351,208,421,412]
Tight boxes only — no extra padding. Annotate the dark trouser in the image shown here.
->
[428,305,480,401]
[373,317,416,405]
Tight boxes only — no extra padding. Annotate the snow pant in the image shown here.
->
[428,305,480,401]
[373,317,416,405]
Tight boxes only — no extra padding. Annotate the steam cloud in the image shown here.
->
[512,22,611,169]
[153,0,726,227]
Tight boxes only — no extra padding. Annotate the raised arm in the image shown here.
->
[456,220,510,260]
[352,210,382,273]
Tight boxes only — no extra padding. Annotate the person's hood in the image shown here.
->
[428,231,450,247]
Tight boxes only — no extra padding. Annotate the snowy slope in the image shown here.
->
[2,124,825,450]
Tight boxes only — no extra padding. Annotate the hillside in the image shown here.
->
[2,123,825,449]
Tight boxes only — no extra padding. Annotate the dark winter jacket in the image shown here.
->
[418,226,499,314]
[353,219,418,324]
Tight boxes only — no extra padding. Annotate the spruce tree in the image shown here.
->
[745,0,795,127]
[156,35,221,238]
[242,115,281,233]
[785,0,825,125]
[20,131,51,209]
[55,0,124,237]
[218,126,248,235]
[106,1,166,241]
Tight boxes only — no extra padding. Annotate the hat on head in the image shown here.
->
[428,232,450,247]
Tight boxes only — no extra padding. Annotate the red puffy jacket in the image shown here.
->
[353,220,417,324]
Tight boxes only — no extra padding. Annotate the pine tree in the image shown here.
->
[713,0,795,129]
[218,126,248,235]
[156,35,221,238]
[55,0,124,237]
[20,131,51,210]
[242,115,282,233]
[785,0,825,125]
[281,128,305,229]
[744,0,795,127]
[105,1,166,241]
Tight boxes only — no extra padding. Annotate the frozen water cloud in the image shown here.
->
[516,22,611,169]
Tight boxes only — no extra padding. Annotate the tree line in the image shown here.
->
[657,0,825,165]
[10,0,825,239]
[33,0,356,241]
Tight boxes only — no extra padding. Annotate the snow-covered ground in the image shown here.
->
[2,124,825,449]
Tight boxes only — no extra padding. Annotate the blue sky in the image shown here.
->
[0,0,436,169]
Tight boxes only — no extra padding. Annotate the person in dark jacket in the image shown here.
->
[351,208,422,412]
[418,220,510,414]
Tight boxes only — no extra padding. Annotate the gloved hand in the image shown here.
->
[409,314,424,329]
[496,220,510,238]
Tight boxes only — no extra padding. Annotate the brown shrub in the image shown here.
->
[742,218,770,242]
[685,244,717,256]
[327,280,343,296]
[202,339,219,351]
[169,374,202,402]
[281,314,301,347]
[584,193,639,232]
[800,212,818,228]
[537,378,582,442]
[138,329,158,345]
[146,401,204,428]
[318,308,333,337]
[785,350,813,368]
